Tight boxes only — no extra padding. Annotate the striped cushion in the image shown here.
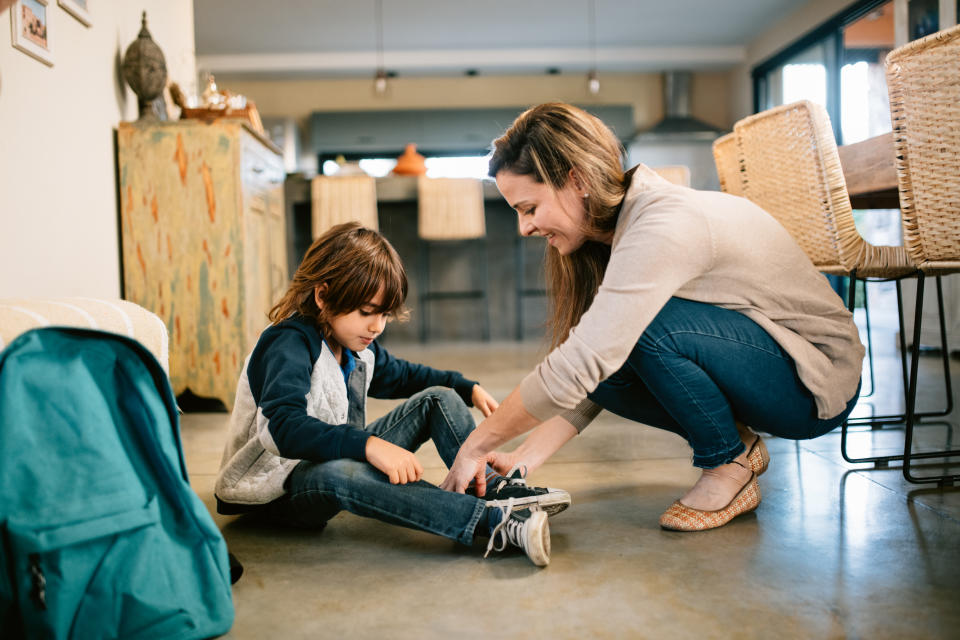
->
[0,298,169,373]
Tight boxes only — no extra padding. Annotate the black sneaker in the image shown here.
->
[484,500,550,567]
[483,466,571,517]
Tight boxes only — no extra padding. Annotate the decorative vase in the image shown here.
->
[392,143,427,176]
[121,11,168,121]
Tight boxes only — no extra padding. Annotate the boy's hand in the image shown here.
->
[365,436,424,484]
[471,384,499,417]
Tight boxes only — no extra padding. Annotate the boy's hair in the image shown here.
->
[268,222,409,333]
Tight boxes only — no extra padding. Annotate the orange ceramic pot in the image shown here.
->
[392,143,426,176]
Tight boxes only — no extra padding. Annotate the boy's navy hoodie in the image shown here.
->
[215,315,476,508]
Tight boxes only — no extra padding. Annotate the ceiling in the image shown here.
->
[194,0,812,78]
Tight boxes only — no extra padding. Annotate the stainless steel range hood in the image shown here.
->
[633,71,726,142]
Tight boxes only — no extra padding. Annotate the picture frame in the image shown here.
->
[10,0,52,66]
[58,0,89,27]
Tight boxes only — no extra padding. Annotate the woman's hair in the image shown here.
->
[268,222,409,333]
[489,103,627,348]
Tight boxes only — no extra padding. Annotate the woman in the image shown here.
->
[441,103,864,531]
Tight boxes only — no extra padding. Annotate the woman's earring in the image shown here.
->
[582,193,589,198]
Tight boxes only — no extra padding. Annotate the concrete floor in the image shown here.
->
[182,328,960,639]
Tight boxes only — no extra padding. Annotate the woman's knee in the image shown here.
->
[635,298,703,353]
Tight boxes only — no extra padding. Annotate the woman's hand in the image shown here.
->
[488,417,579,477]
[440,388,541,494]
[439,447,488,495]
[365,436,424,484]
[471,384,499,417]
[484,450,522,476]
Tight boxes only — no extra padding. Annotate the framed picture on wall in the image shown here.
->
[58,0,89,27]
[10,0,53,66]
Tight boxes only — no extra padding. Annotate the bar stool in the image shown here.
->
[712,133,744,196]
[311,174,379,237]
[735,100,958,476]
[886,23,960,485]
[417,177,489,342]
[515,231,547,341]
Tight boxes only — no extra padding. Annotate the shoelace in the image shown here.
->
[491,465,530,493]
[484,497,518,558]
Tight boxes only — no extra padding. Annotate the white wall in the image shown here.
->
[0,0,195,298]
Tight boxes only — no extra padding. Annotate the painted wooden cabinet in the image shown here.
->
[117,119,287,408]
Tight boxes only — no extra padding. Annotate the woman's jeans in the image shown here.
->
[262,387,486,545]
[588,298,860,468]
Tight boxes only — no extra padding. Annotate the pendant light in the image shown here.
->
[373,0,388,96]
[587,0,600,95]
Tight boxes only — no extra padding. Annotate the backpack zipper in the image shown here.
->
[28,554,46,610]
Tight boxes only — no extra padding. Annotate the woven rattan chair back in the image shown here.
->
[886,23,960,272]
[652,165,691,187]
[712,132,744,196]
[736,100,868,275]
[311,175,379,236]
[417,177,486,241]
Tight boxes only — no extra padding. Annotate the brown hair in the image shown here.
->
[489,103,626,348]
[268,222,409,334]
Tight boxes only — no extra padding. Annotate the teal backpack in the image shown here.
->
[0,328,234,639]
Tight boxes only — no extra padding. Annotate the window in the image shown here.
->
[841,3,895,145]
[321,155,491,179]
[909,0,940,39]
[753,0,957,142]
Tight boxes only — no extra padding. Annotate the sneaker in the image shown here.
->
[484,499,551,567]
[482,466,571,517]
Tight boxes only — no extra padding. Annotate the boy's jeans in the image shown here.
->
[588,297,860,468]
[264,387,486,545]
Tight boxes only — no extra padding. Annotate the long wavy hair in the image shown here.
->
[489,103,626,348]
[269,222,409,336]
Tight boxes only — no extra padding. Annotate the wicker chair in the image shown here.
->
[886,23,960,485]
[712,133,744,196]
[736,100,914,279]
[652,165,691,187]
[416,177,489,342]
[734,100,957,474]
[311,175,379,235]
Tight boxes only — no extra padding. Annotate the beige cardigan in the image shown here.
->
[520,165,865,428]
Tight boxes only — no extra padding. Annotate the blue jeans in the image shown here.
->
[263,387,486,545]
[587,298,860,468]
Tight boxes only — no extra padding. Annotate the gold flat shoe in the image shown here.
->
[746,436,770,476]
[659,473,761,532]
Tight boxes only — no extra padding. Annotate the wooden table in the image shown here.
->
[838,131,900,209]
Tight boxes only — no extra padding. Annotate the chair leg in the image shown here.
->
[846,276,953,427]
[903,274,960,486]
[897,280,910,405]
[861,282,877,398]
[479,238,490,342]
[419,238,491,342]
[839,272,960,479]
[419,239,429,343]
[515,234,524,341]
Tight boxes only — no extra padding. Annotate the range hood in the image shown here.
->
[633,71,726,142]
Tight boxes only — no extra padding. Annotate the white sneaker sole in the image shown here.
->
[523,510,551,567]
[485,489,571,517]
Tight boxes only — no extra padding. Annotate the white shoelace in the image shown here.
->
[490,464,529,493]
[483,497,518,558]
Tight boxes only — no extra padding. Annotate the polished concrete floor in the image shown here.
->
[182,323,960,639]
